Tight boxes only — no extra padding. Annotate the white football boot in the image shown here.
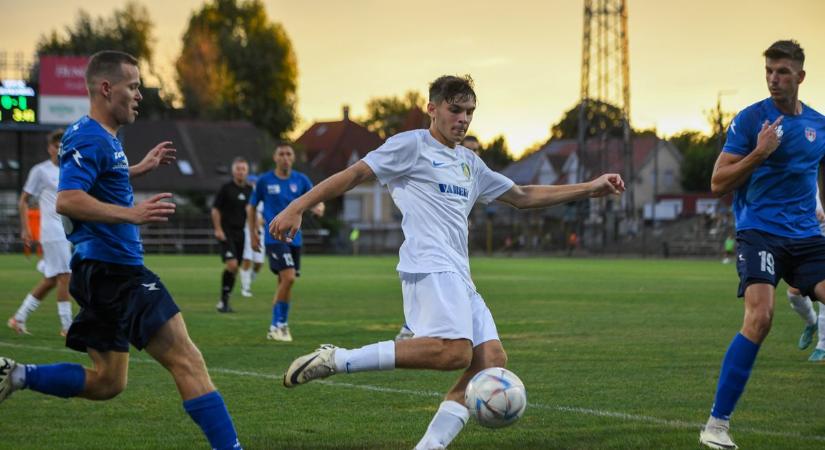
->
[283,344,338,387]
[0,357,18,404]
[699,416,738,449]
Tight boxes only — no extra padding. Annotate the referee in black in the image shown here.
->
[211,157,252,313]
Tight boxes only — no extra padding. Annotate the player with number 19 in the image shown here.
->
[700,39,825,450]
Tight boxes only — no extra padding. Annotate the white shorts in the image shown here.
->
[243,226,264,263]
[40,241,71,278]
[400,271,499,346]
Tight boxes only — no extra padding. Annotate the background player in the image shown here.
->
[0,50,242,450]
[248,143,323,342]
[211,157,252,312]
[273,75,624,449]
[8,129,74,337]
[699,40,825,449]
[239,200,265,298]
[786,185,825,361]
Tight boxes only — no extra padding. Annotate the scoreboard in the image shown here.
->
[0,79,37,124]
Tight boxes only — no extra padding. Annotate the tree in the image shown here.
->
[35,2,154,62]
[176,0,298,138]
[361,91,426,140]
[671,131,717,192]
[479,135,514,171]
[32,2,172,117]
[670,102,734,192]
[551,100,627,140]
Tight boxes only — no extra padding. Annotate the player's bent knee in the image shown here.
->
[441,341,473,370]
[89,374,127,400]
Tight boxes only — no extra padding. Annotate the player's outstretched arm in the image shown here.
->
[711,116,783,196]
[57,190,176,225]
[129,141,177,178]
[270,161,375,242]
[497,173,625,209]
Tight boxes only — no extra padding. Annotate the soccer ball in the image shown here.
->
[464,367,527,428]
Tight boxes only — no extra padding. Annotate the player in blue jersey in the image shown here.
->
[700,40,825,450]
[0,51,242,450]
[248,142,324,342]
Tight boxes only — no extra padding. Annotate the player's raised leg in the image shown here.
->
[146,313,241,450]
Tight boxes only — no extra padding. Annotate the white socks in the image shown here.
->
[333,341,395,373]
[414,400,470,450]
[788,291,817,326]
[10,364,27,390]
[818,306,825,351]
[14,294,41,323]
[57,301,73,332]
[239,268,251,291]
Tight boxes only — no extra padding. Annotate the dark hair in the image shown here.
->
[274,140,293,149]
[231,156,248,166]
[461,135,479,144]
[764,40,805,66]
[85,51,139,94]
[47,128,64,145]
[429,75,476,105]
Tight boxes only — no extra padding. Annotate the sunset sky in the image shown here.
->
[4,0,825,156]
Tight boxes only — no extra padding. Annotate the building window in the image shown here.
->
[343,195,362,222]
[664,169,674,188]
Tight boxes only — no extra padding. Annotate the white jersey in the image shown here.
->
[22,160,67,243]
[362,129,514,288]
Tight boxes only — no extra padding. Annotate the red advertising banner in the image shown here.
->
[39,56,89,96]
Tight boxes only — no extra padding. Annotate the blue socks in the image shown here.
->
[25,363,86,398]
[711,333,760,420]
[184,391,242,450]
[271,301,290,327]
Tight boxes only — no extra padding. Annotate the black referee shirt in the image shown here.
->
[213,181,253,231]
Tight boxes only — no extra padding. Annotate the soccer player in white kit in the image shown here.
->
[786,185,825,361]
[239,202,264,297]
[8,129,74,337]
[273,75,625,449]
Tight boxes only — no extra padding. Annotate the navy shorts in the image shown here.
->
[67,260,180,353]
[219,229,245,262]
[735,229,825,299]
[266,242,301,276]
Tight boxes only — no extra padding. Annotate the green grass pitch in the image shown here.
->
[0,254,824,449]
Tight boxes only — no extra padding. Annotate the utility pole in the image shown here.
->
[578,0,632,247]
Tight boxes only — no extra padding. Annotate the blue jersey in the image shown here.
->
[58,116,143,266]
[249,170,313,246]
[723,98,825,238]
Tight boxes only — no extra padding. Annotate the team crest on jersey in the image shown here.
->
[267,184,281,194]
[775,125,784,139]
[805,127,816,143]
[289,183,298,193]
[238,193,246,201]
[461,162,471,181]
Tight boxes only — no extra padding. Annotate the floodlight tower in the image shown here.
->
[577,0,633,242]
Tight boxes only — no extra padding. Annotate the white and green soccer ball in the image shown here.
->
[464,367,527,428]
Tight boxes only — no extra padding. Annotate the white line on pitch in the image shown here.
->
[2,341,823,443]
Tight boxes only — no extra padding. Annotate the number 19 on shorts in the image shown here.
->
[758,250,775,275]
